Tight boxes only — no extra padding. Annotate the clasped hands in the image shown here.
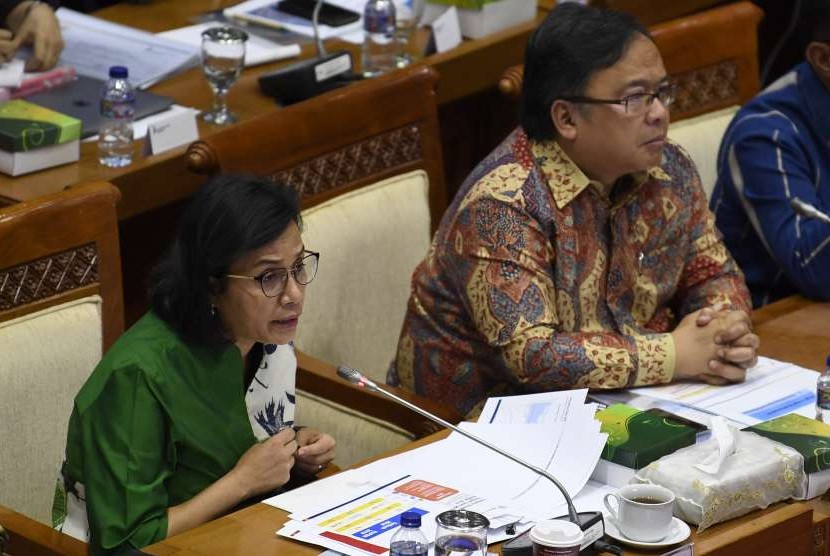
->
[672,302,759,385]
[231,426,336,498]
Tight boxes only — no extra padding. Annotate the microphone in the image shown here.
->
[791,197,830,225]
[257,0,358,105]
[336,366,605,552]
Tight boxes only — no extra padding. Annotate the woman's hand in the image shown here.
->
[4,2,64,70]
[230,427,297,498]
[294,427,336,475]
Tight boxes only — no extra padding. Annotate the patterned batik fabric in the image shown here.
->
[389,128,751,417]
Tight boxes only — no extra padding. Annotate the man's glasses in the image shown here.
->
[559,82,677,115]
[226,251,320,298]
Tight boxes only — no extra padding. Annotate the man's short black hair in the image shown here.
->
[149,174,301,345]
[797,0,830,53]
[520,3,652,141]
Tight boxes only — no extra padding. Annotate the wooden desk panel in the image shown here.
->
[142,299,830,555]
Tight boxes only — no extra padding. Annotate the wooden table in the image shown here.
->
[143,297,830,555]
[0,0,537,216]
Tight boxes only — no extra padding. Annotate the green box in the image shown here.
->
[0,100,81,153]
[745,413,830,474]
[596,404,697,469]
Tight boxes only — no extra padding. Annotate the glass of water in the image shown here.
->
[434,511,489,556]
[200,26,248,125]
[393,0,425,67]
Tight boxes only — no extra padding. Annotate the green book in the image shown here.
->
[0,100,81,153]
[596,404,697,469]
[745,414,830,474]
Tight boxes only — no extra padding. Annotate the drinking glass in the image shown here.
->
[393,0,425,67]
[434,510,489,556]
[200,26,248,125]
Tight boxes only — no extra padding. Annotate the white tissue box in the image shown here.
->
[633,430,806,531]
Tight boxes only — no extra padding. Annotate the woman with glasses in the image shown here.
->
[53,175,333,553]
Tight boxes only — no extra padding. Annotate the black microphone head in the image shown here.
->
[337,365,362,384]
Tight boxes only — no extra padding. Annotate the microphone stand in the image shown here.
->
[336,366,581,524]
[312,0,327,58]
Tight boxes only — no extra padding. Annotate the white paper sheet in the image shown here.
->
[627,356,819,426]
[0,59,24,88]
[55,8,199,88]
[157,23,301,67]
[478,389,589,425]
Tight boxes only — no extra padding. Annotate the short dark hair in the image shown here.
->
[797,0,830,53]
[520,3,651,141]
[149,174,301,345]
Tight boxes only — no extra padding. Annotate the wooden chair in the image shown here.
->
[0,504,87,556]
[186,65,461,467]
[498,1,763,123]
[0,181,123,526]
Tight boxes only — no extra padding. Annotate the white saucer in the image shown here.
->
[604,517,691,549]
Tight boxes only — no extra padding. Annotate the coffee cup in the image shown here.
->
[603,484,675,542]
[528,519,584,556]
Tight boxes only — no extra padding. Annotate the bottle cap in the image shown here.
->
[109,66,128,79]
[401,512,421,528]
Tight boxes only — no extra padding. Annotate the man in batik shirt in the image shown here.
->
[389,3,758,417]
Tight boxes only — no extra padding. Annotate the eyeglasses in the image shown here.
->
[559,82,677,115]
[226,251,320,298]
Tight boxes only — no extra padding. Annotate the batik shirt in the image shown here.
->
[389,128,750,417]
[53,311,297,554]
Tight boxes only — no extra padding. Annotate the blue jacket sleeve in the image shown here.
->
[727,128,830,300]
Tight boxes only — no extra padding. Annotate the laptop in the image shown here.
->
[27,75,174,138]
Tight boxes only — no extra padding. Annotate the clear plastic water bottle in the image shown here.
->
[98,66,135,168]
[362,0,396,77]
[390,512,428,556]
[816,355,830,423]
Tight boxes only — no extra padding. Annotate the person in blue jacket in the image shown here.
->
[711,0,830,307]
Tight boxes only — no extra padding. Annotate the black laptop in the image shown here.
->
[27,75,174,138]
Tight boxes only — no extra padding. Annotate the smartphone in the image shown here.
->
[275,0,360,27]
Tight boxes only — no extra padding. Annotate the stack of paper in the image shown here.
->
[54,8,199,88]
[603,357,820,427]
[158,23,301,67]
[267,390,609,556]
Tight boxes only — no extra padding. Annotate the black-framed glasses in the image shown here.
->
[226,251,320,298]
[559,82,677,115]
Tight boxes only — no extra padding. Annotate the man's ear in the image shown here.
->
[806,41,830,81]
[551,100,578,140]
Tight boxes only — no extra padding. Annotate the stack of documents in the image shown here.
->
[267,390,609,556]
[158,23,302,67]
[54,9,199,89]
[594,357,819,428]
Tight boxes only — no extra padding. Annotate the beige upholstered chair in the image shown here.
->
[667,106,738,199]
[0,182,123,525]
[186,65,461,467]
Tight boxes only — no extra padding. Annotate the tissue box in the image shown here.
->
[745,413,830,498]
[424,0,536,39]
[633,430,805,531]
[591,404,697,486]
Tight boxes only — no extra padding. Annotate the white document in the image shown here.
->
[478,389,589,424]
[55,8,199,88]
[627,356,818,426]
[157,23,301,67]
[0,59,24,87]
[224,0,365,44]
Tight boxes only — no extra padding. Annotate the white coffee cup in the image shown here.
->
[603,484,675,542]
